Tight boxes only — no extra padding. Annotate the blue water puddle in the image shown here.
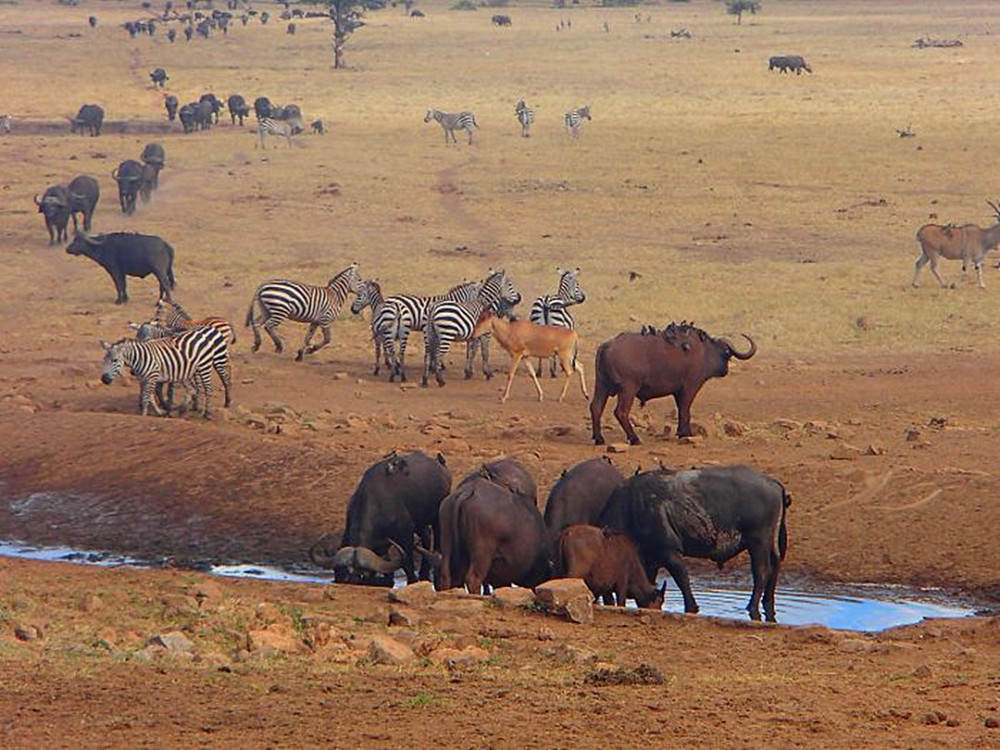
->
[0,541,981,632]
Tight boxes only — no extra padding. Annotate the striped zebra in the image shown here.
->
[100,325,228,417]
[530,267,586,377]
[255,116,303,149]
[350,279,395,376]
[515,100,534,138]
[0,114,10,134]
[564,105,591,138]
[424,108,478,144]
[423,269,521,387]
[246,263,360,361]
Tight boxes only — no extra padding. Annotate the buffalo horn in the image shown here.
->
[351,543,403,575]
[414,542,442,570]
[720,333,756,360]
[110,168,120,181]
[33,194,41,206]
[310,539,354,569]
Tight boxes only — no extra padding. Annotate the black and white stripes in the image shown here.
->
[0,114,10,134]
[515,100,534,138]
[424,108,478,144]
[255,116,303,149]
[530,267,586,376]
[564,105,591,138]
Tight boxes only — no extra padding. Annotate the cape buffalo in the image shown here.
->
[71,104,103,136]
[492,14,511,26]
[66,231,176,304]
[309,451,452,584]
[140,143,165,190]
[254,96,272,120]
[590,321,756,445]
[227,94,250,126]
[149,68,169,87]
[34,185,70,245]
[557,525,666,608]
[184,25,193,41]
[600,465,790,622]
[139,164,158,204]
[193,100,214,129]
[167,28,176,42]
[178,103,196,133]
[199,93,224,123]
[111,160,144,215]
[543,456,624,540]
[164,94,179,121]
[88,15,97,27]
[67,175,99,233]
[769,55,811,74]
[477,457,537,506]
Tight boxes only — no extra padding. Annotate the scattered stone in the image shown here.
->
[537,626,555,641]
[247,626,304,655]
[605,443,629,453]
[13,623,41,642]
[428,597,487,617]
[985,717,999,728]
[534,579,594,624]
[722,420,747,437]
[928,416,948,429]
[945,718,960,727]
[388,581,436,607]
[920,712,941,726]
[543,642,598,665]
[149,631,194,653]
[586,663,664,686]
[255,602,282,622]
[678,435,702,445]
[829,443,860,461]
[492,587,535,608]
[78,593,102,613]
[865,444,887,456]
[332,371,349,380]
[774,418,802,431]
[904,427,921,441]
[367,635,415,666]
[388,607,420,628]
[688,422,709,437]
[431,645,489,669]
[912,664,932,678]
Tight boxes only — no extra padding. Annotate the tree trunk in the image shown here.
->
[333,29,344,68]
[736,10,742,24]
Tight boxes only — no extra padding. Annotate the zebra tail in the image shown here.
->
[244,293,258,328]
[472,114,479,129]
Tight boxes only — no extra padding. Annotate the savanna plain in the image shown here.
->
[2,0,1000,747]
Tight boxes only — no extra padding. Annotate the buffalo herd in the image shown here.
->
[311,453,791,623]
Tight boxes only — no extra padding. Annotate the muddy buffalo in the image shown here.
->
[34,185,71,245]
[557,525,665,608]
[310,451,451,584]
[591,321,756,444]
[67,175,99,233]
[543,456,624,540]
[600,465,790,622]
[66,232,176,304]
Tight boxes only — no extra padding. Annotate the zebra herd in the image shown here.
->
[426,102,591,142]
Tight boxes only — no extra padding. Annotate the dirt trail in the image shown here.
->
[433,156,499,248]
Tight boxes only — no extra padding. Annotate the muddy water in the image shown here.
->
[0,540,979,632]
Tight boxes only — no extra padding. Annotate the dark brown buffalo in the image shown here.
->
[309,451,451,584]
[590,322,755,445]
[437,460,550,593]
[557,525,665,608]
[34,184,70,245]
[543,456,624,540]
[476,457,537,507]
[600,465,790,622]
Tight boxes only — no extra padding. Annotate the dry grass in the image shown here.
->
[1,0,999,362]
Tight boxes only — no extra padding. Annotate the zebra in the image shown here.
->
[515,100,534,138]
[350,279,396,377]
[424,109,478,145]
[0,114,10,134]
[530,267,586,377]
[246,263,360,361]
[423,270,521,387]
[564,105,591,138]
[100,325,229,418]
[255,116,303,149]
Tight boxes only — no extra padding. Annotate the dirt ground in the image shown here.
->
[2,0,1000,746]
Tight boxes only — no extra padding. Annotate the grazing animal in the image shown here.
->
[768,55,811,74]
[557,525,666,608]
[227,94,250,126]
[411,9,424,16]
[245,263,360,360]
[253,96,273,120]
[184,25,193,41]
[149,68,169,87]
[472,313,587,403]
[287,22,296,34]
[600,465,791,622]
[199,93,224,123]
[67,175,99,233]
[913,201,1000,289]
[422,270,521,387]
[66,232,176,304]
[178,103,196,133]
[255,117,301,149]
[590,322,756,445]
[71,104,104,136]
[100,326,227,417]
[260,10,269,23]
[491,14,511,26]
[350,279,396,376]
[88,15,98,27]
[514,99,534,137]
[140,142,165,190]
[167,28,176,42]
[424,108,478,145]
[34,185,71,245]
[436,462,552,593]
[111,160,144,215]
[478,456,539,507]
[192,100,213,130]
[0,114,10,133]
[565,105,591,137]
[311,119,325,134]
[163,94,179,121]
[309,451,452,584]
[139,163,158,204]
[544,456,625,541]
[530,267,586,376]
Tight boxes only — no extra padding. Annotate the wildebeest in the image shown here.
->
[590,321,756,445]
[199,93,224,123]
[34,185,71,245]
[557,525,666,608]
[67,175,99,233]
[913,201,1000,289]
[492,14,511,26]
[178,103,196,133]
[88,15,98,27]
[601,465,790,621]
[111,160,144,215]
[543,456,624,540]
[163,94,179,121]
[309,451,452,584]
[253,96,273,120]
[436,461,551,593]
[227,94,250,126]
[149,68,169,87]
[768,55,812,74]
[66,232,176,304]
[140,142,165,189]
[70,104,104,136]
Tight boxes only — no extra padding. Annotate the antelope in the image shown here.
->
[472,312,587,403]
[913,200,1000,289]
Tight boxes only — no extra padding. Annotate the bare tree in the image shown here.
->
[725,0,760,25]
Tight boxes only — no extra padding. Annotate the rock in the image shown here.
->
[920,712,941,726]
[928,416,948,429]
[829,443,860,461]
[838,638,875,653]
[388,581,436,607]
[429,597,487,617]
[149,631,194,653]
[388,606,420,628]
[255,602,282,623]
[865,444,887,456]
[332,371,349,380]
[440,646,489,669]
[537,626,555,641]
[678,435,702,445]
[367,635,415,665]
[13,623,41,641]
[688,422,709,437]
[543,642,598,665]
[193,580,224,602]
[492,587,535,608]
[247,626,304,655]
[78,593,102,613]
[586,663,664,686]
[985,717,999,728]
[605,443,630,453]
[534,579,594,624]
[945,718,960,727]
[722,420,747,437]
[912,664,932,678]
[774,418,801,431]
[904,426,921,441]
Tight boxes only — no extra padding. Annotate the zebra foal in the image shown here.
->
[424,108,478,144]
[530,267,586,376]
[564,105,591,138]
[515,100,534,138]
[100,325,227,418]
[246,263,360,361]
